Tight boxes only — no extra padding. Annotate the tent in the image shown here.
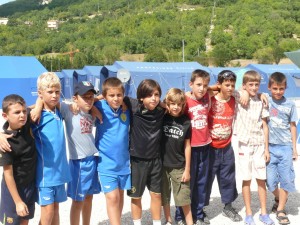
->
[109,61,214,98]
[61,69,75,99]
[0,56,47,106]
[83,65,102,92]
[284,50,300,68]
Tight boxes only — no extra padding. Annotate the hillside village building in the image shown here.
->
[47,20,59,29]
[0,18,8,25]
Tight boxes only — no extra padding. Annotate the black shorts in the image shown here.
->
[0,178,36,225]
[127,157,162,198]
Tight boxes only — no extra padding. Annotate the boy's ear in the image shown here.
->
[72,95,77,102]
[2,112,8,121]
[189,81,193,89]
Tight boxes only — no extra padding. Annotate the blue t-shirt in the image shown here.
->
[31,108,71,187]
[268,95,298,145]
[94,100,130,175]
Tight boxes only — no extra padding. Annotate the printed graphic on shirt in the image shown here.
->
[188,104,208,130]
[80,116,93,134]
[163,124,184,139]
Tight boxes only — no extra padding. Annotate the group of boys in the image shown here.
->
[0,68,297,225]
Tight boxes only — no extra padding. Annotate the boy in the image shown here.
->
[175,69,213,225]
[94,77,131,225]
[266,72,297,225]
[205,70,242,223]
[234,70,274,225]
[60,81,101,225]
[0,94,37,225]
[161,88,193,225]
[126,79,165,225]
[31,72,71,225]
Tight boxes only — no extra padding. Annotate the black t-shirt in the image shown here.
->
[161,114,191,168]
[0,110,36,186]
[124,97,165,159]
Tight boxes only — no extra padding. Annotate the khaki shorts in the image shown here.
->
[161,167,191,207]
[238,142,266,181]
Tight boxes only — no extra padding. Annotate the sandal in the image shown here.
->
[244,215,256,225]
[259,214,275,225]
[276,210,290,225]
[271,197,279,213]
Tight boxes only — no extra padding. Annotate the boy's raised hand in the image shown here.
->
[239,90,250,107]
[69,102,79,115]
[259,93,269,107]
[91,106,103,124]
[0,132,12,152]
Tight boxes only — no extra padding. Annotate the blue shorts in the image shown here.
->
[37,184,67,206]
[266,144,296,192]
[0,179,36,225]
[67,156,101,201]
[98,173,131,193]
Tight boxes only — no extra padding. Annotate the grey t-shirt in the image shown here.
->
[60,102,98,160]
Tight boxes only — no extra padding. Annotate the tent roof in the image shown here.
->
[0,56,47,78]
[113,61,209,73]
[83,66,102,76]
[284,50,300,68]
[61,69,75,78]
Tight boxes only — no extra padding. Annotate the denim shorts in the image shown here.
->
[266,144,296,192]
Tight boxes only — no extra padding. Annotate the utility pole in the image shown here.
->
[182,40,185,62]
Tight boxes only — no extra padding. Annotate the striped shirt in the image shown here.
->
[233,94,269,146]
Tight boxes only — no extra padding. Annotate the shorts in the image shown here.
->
[266,144,296,193]
[98,173,131,193]
[67,156,101,201]
[37,184,67,206]
[238,142,266,180]
[161,167,191,207]
[127,157,162,198]
[0,179,36,225]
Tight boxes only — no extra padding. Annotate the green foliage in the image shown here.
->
[0,0,299,70]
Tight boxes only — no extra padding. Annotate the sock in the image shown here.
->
[133,219,142,225]
[153,220,161,225]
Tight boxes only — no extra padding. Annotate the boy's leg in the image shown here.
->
[82,195,93,225]
[150,192,162,220]
[20,219,29,225]
[70,200,84,225]
[257,179,267,215]
[163,205,172,223]
[105,189,122,225]
[242,180,252,216]
[205,147,217,207]
[182,205,193,225]
[161,167,172,223]
[39,203,55,225]
[131,197,143,220]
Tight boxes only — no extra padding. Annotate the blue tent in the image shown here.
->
[83,65,102,92]
[61,69,75,99]
[245,64,300,99]
[0,56,47,106]
[110,61,214,98]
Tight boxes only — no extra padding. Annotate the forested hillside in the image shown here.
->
[0,0,299,71]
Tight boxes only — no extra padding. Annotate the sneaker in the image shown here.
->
[202,211,210,224]
[222,205,242,222]
[177,220,186,225]
[194,220,206,225]
[259,214,275,225]
[244,215,256,225]
[165,222,172,225]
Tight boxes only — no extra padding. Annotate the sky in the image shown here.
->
[0,0,15,5]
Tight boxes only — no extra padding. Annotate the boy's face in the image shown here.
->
[73,90,94,113]
[217,80,235,100]
[189,77,209,100]
[167,101,183,117]
[141,89,160,110]
[104,87,124,110]
[2,103,27,130]
[242,81,260,97]
[268,82,286,100]
[38,86,60,110]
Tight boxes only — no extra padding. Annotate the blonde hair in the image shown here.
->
[242,70,261,84]
[164,88,186,115]
[37,72,61,91]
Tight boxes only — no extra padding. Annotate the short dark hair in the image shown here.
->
[217,70,237,84]
[102,77,124,97]
[2,94,26,113]
[268,72,287,88]
[137,79,162,101]
[190,69,210,83]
